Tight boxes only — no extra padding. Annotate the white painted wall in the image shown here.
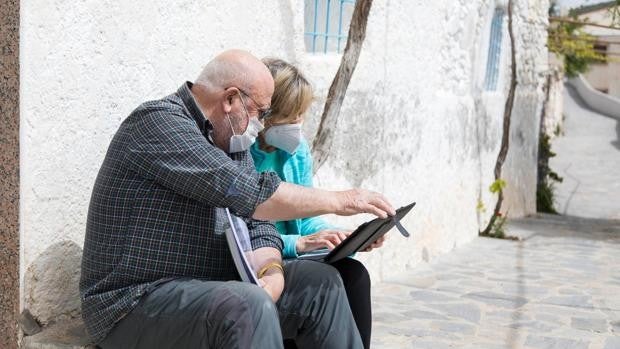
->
[542,60,565,139]
[20,0,549,321]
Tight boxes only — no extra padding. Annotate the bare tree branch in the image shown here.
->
[311,0,373,174]
[480,0,517,236]
[550,16,620,30]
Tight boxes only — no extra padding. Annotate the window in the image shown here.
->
[304,0,356,53]
[483,8,505,91]
[593,42,608,60]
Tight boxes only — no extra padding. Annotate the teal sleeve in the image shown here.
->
[281,234,301,258]
[296,143,335,235]
[300,216,333,235]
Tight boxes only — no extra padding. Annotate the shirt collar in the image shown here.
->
[177,81,214,141]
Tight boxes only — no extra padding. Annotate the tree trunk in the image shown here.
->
[480,0,517,236]
[312,0,373,174]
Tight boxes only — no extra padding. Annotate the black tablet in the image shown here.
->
[297,202,416,264]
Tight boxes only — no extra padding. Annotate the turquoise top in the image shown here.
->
[250,139,332,258]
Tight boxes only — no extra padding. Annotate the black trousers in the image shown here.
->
[285,258,372,349]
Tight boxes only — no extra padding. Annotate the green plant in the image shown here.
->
[548,15,607,77]
[481,211,519,240]
[536,133,563,213]
[476,199,486,213]
[490,212,507,238]
[489,179,507,194]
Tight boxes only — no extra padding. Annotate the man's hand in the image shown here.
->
[336,189,395,218]
[362,234,387,252]
[296,230,351,253]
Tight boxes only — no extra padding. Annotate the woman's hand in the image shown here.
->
[362,234,387,252]
[296,230,351,254]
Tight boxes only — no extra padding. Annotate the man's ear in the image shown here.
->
[222,87,237,114]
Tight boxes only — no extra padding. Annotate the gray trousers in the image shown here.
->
[99,260,363,349]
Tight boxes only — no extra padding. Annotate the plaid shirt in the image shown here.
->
[79,82,283,343]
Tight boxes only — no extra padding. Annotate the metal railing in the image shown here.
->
[304,0,356,53]
[484,8,505,91]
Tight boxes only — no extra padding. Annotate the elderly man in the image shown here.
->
[80,49,394,349]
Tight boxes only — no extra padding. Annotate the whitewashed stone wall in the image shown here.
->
[20,0,549,320]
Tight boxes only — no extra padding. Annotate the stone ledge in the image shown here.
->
[21,318,97,349]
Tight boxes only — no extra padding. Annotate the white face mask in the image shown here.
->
[264,123,303,154]
[227,113,264,153]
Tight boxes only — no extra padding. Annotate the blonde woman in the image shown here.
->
[250,58,376,349]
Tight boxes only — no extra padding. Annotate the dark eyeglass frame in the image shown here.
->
[235,87,273,121]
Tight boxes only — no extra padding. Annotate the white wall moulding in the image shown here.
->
[568,74,620,120]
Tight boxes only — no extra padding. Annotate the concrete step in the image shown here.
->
[21,318,97,349]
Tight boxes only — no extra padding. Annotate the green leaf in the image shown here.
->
[489,179,507,194]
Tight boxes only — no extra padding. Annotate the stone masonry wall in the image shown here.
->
[1,0,20,347]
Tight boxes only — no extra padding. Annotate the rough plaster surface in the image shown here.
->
[1,0,20,347]
[23,241,83,326]
[307,0,549,280]
[542,62,564,139]
[20,0,549,316]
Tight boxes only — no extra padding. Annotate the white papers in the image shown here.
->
[224,208,260,285]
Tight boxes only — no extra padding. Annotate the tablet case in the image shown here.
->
[298,202,416,264]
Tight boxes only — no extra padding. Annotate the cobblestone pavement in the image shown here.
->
[371,214,620,348]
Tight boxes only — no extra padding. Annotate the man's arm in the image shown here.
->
[125,109,281,219]
[252,247,284,302]
[250,183,395,302]
[253,182,395,221]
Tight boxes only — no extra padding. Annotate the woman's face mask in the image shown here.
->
[264,123,303,154]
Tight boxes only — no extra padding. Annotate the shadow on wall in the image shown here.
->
[613,120,620,151]
[23,241,83,326]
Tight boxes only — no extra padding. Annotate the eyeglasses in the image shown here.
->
[237,88,272,121]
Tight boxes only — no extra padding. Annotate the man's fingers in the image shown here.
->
[364,203,388,219]
[370,193,396,216]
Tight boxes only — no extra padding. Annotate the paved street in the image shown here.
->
[550,86,620,219]
[370,86,620,348]
[371,215,620,349]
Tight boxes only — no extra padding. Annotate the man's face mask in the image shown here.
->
[264,123,303,154]
[227,91,264,153]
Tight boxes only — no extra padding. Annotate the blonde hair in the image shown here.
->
[261,58,314,126]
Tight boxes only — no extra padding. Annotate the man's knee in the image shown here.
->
[212,282,277,320]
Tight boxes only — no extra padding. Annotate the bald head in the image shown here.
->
[195,49,274,99]
[190,50,274,153]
